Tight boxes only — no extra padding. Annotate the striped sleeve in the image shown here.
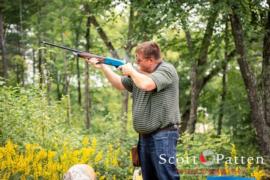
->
[121,76,133,92]
[149,65,173,92]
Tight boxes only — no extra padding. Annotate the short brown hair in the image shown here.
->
[135,41,161,60]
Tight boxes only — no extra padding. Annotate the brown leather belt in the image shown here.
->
[140,124,179,138]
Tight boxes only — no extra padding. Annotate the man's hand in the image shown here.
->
[119,63,135,76]
[86,58,104,69]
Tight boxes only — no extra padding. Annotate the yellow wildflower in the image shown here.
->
[247,160,252,172]
[81,147,94,163]
[95,151,103,164]
[230,144,237,159]
[82,136,90,147]
[36,149,47,161]
[5,140,16,156]
[92,137,97,150]
[112,156,118,167]
[47,150,56,160]
[112,148,120,167]
[251,168,266,180]
[99,175,106,180]
[225,162,230,175]
[0,147,4,160]
[235,166,240,176]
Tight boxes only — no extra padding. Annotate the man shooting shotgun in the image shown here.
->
[86,41,180,180]
[41,41,125,68]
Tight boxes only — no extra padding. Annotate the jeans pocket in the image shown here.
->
[153,132,170,156]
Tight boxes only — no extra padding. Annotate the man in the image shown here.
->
[86,41,180,180]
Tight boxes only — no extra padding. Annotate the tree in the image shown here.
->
[84,4,92,129]
[175,0,221,133]
[230,1,270,157]
[0,6,8,79]
[217,16,229,136]
[73,19,83,105]
[262,0,270,132]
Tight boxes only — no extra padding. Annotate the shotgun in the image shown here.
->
[41,41,125,68]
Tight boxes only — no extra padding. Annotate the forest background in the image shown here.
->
[0,0,270,179]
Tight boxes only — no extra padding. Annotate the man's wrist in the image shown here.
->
[129,68,137,78]
[100,64,109,71]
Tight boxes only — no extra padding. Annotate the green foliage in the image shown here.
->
[0,86,79,149]
[0,85,136,178]
[178,132,232,168]
[0,85,128,145]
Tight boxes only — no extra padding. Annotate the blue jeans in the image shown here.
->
[138,130,180,180]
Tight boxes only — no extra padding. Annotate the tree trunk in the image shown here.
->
[84,14,92,129]
[32,49,36,83]
[217,17,229,136]
[181,17,198,134]
[61,17,69,96]
[47,52,55,104]
[262,0,270,127]
[54,58,62,100]
[66,94,71,125]
[16,63,20,84]
[74,22,82,105]
[38,41,43,89]
[46,67,51,105]
[76,56,82,105]
[37,3,43,89]
[184,27,198,134]
[15,31,24,85]
[187,58,198,134]
[19,0,25,86]
[59,17,71,123]
[230,7,270,156]
[185,1,219,133]
[0,12,8,79]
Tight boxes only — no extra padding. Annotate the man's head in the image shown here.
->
[135,41,162,73]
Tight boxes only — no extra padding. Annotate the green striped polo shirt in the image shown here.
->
[121,61,180,134]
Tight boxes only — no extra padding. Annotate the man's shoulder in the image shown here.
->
[159,61,176,70]
[157,61,178,75]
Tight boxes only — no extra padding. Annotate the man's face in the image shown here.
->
[135,53,152,73]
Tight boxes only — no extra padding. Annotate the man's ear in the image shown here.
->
[149,58,155,63]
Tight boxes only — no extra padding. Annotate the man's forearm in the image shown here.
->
[101,65,125,90]
[129,70,156,91]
